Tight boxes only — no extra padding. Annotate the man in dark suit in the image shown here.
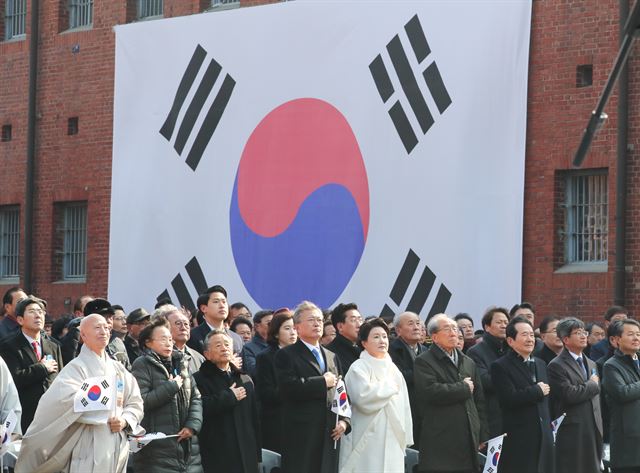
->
[325,302,362,374]
[0,287,27,340]
[187,285,243,360]
[274,301,350,473]
[0,296,63,432]
[490,316,554,473]
[534,316,563,365]
[414,314,487,473]
[548,317,602,473]
[590,305,629,361]
[389,311,426,449]
[467,306,509,438]
[603,318,640,473]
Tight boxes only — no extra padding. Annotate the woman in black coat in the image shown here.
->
[131,318,202,473]
[254,309,297,453]
[194,329,261,473]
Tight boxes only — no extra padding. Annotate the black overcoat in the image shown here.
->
[255,344,284,453]
[414,345,488,472]
[548,349,602,473]
[194,360,261,473]
[274,340,350,473]
[0,331,63,432]
[490,350,554,473]
[602,350,640,469]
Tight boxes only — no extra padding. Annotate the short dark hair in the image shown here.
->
[267,311,295,345]
[609,318,640,338]
[331,303,358,329]
[509,302,535,318]
[357,318,390,347]
[586,321,604,335]
[505,316,532,340]
[154,298,172,310]
[197,285,227,311]
[73,295,94,313]
[556,317,585,340]
[454,313,474,325]
[604,305,628,321]
[15,297,45,317]
[539,316,560,334]
[138,318,171,350]
[111,304,124,312]
[2,287,25,306]
[481,307,509,330]
[51,316,72,340]
[253,309,273,325]
[230,316,253,332]
[230,302,251,316]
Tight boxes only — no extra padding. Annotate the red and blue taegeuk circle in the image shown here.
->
[87,385,101,401]
[230,98,369,309]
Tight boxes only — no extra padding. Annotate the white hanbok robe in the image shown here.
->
[339,350,413,473]
[0,355,21,434]
[15,344,144,473]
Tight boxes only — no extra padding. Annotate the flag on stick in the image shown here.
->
[128,432,180,453]
[331,378,351,418]
[482,433,505,473]
[551,413,566,443]
[74,376,114,412]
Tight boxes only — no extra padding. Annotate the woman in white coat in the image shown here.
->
[339,318,413,473]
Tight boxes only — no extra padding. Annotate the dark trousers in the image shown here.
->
[612,468,640,473]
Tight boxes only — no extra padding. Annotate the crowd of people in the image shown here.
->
[0,284,637,473]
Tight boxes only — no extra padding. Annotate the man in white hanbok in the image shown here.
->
[15,314,144,473]
[340,318,413,473]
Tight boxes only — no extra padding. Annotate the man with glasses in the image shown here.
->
[0,296,62,432]
[548,317,602,473]
[326,302,363,374]
[160,304,205,374]
[275,300,349,473]
[534,316,563,365]
[414,313,487,473]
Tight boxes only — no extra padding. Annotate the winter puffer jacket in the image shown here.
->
[131,349,203,473]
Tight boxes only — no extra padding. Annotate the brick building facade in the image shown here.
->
[0,0,635,322]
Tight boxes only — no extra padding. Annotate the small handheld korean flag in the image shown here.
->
[482,433,505,473]
[551,413,566,443]
[128,432,180,453]
[331,378,351,418]
[74,376,114,412]
[0,410,18,457]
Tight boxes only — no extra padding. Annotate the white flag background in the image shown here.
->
[482,434,505,473]
[111,1,532,321]
[73,376,114,413]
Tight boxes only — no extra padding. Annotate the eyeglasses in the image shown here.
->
[571,330,588,337]
[24,308,44,315]
[151,337,173,344]
[172,321,190,328]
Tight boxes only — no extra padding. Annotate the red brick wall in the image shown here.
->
[523,0,638,323]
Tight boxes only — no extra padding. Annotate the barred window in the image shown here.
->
[0,206,19,280]
[564,172,608,264]
[4,0,27,40]
[69,0,93,29]
[210,0,240,8]
[137,0,163,19]
[61,203,87,280]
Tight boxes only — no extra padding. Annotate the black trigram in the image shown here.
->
[157,256,209,314]
[81,398,88,407]
[101,397,110,406]
[369,14,452,154]
[380,249,452,322]
[81,382,89,391]
[101,380,110,389]
[159,44,236,171]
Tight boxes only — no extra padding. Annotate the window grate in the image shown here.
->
[0,206,19,280]
[137,0,163,18]
[69,0,93,29]
[62,203,87,280]
[4,0,27,40]
[565,172,608,263]
[211,0,240,6]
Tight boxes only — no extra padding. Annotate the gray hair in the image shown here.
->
[556,317,585,340]
[203,329,233,352]
[393,311,419,328]
[293,301,322,324]
[427,313,451,336]
[152,304,182,322]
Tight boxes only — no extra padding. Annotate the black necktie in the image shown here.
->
[577,356,588,380]
[634,358,640,373]
[527,360,537,382]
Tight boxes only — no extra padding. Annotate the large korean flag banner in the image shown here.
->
[111,1,532,321]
